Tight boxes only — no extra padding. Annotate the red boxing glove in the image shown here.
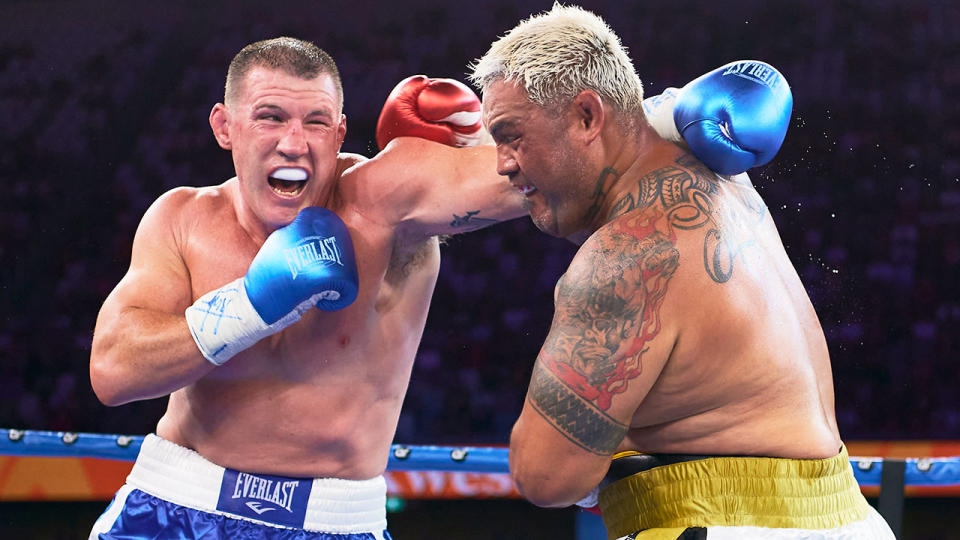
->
[376,75,483,150]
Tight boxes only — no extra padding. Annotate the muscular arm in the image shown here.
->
[343,137,525,237]
[90,189,214,406]
[509,214,681,507]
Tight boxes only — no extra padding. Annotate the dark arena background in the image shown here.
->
[1,0,958,538]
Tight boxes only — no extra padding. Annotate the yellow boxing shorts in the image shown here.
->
[597,446,895,540]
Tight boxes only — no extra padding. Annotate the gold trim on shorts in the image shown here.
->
[598,446,870,540]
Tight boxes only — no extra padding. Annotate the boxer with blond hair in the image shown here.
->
[471,5,894,539]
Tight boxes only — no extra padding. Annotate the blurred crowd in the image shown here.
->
[0,0,957,443]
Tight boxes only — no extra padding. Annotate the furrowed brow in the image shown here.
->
[254,104,284,114]
[488,120,514,142]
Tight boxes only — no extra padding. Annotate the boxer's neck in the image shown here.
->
[567,123,674,244]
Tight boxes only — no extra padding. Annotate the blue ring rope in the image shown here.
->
[3,429,959,487]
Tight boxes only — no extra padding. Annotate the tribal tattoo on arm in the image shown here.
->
[529,212,680,455]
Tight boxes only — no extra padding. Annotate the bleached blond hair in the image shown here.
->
[469,3,644,116]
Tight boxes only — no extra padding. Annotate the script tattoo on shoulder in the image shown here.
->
[608,156,766,283]
[449,210,498,232]
[530,210,679,453]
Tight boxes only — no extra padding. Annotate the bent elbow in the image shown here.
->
[514,473,575,508]
[93,391,124,408]
[89,348,129,407]
[511,461,581,508]
[92,388,125,408]
[89,365,122,407]
[511,453,604,508]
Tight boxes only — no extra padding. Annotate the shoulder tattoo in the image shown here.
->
[529,211,679,454]
[607,157,766,283]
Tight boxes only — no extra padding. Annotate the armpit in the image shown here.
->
[387,235,439,280]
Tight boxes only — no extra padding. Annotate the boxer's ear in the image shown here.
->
[336,113,347,149]
[570,90,605,144]
[209,103,232,150]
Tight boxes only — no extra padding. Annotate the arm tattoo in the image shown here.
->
[530,156,766,450]
[449,210,498,231]
[531,210,679,451]
[528,361,628,455]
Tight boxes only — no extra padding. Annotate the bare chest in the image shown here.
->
[179,209,439,379]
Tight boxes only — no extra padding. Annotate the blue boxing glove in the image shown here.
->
[643,60,793,176]
[186,207,358,365]
[243,207,358,320]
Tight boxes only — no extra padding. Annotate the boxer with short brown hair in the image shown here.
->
[87,36,522,540]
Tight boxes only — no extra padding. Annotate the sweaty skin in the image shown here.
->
[90,68,524,479]
[485,79,841,507]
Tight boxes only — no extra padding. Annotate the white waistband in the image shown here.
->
[125,434,387,535]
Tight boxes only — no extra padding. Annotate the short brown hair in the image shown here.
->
[224,37,343,110]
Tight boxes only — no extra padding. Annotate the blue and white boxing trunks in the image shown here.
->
[89,434,391,540]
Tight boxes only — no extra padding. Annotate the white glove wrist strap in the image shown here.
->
[185,277,310,366]
[642,88,683,144]
[574,486,599,508]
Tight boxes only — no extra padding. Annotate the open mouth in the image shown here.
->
[516,184,537,196]
[268,167,309,196]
